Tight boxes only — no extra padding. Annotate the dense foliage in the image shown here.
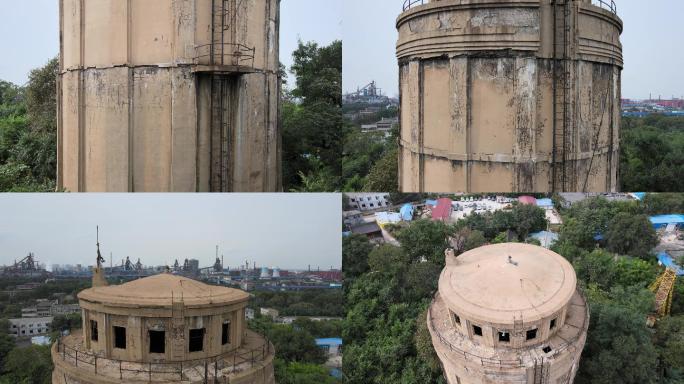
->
[552,197,683,383]
[0,278,91,383]
[0,57,58,192]
[249,315,340,384]
[344,196,684,383]
[343,204,548,383]
[621,115,684,192]
[283,40,343,191]
[249,289,344,317]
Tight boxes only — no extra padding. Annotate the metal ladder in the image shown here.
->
[210,0,233,65]
[533,358,548,384]
[209,76,232,192]
[553,0,573,191]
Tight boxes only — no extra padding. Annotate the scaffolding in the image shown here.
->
[650,268,677,318]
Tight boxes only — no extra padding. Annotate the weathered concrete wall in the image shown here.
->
[58,0,280,192]
[427,244,589,384]
[397,0,622,192]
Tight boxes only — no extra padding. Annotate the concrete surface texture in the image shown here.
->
[52,273,275,383]
[397,0,623,193]
[57,0,281,192]
[429,243,588,383]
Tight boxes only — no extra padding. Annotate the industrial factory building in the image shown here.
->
[57,0,281,192]
[397,0,623,193]
[428,243,588,383]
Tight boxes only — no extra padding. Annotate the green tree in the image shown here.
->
[264,323,327,364]
[274,360,340,384]
[578,302,659,384]
[282,40,342,191]
[511,203,547,239]
[363,147,398,193]
[395,220,453,266]
[342,234,374,281]
[0,57,58,191]
[605,213,658,259]
[0,345,53,384]
[654,316,684,380]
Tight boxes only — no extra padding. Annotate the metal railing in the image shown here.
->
[402,0,428,12]
[427,290,590,369]
[194,43,256,67]
[402,0,616,14]
[56,338,271,382]
[591,0,617,14]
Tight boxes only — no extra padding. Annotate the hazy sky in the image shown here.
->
[0,0,342,86]
[343,0,684,100]
[0,194,341,271]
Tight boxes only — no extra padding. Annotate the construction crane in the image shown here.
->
[647,267,678,327]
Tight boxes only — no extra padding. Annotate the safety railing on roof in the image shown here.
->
[402,0,616,15]
[55,337,271,382]
[427,289,589,369]
[194,43,256,67]
[403,0,428,12]
[591,0,617,14]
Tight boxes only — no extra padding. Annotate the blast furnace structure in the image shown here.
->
[397,0,622,192]
[58,0,280,192]
[428,243,588,383]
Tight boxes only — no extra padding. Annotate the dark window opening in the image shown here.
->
[498,331,510,342]
[550,318,557,329]
[453,313,461,325]
[222,322,231,345]
[526,328,537,341]
[542,346,552,353]
[189,328,205,352]
[149,330,165,354]
[90,320,98,341]
[473,325,482,336]
[114,326,126,349]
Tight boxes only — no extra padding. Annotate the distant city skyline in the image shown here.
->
[0,194,341,270]
[0,0,342,86]
[343,0,684,100]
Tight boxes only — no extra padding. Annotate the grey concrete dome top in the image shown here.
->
[439,243,577,325]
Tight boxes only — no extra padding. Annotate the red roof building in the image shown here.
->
[432,198,453,222]
[518,196,537,205]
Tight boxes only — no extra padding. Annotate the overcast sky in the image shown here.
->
[0,194,341,271]
[343,0,684,100]
[0,0,341,86]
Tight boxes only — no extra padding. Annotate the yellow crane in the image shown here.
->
[647,268,677,326]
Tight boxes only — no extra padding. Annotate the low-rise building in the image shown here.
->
[8,316,53,337]
[316,338,343,358]
[346,193,391,211]
[260,308,280,321]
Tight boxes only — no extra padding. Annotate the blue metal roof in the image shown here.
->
[657,252,684,276]
[316,338,343,346]
[400,204,414,221]
[632,192,646,200]
[536,198,554,208]
[650,214,684,225]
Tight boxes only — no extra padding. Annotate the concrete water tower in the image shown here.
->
[52,273,275,383]
[397,0,623,192]
[428,243,588,383]
[57,0,281,192]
